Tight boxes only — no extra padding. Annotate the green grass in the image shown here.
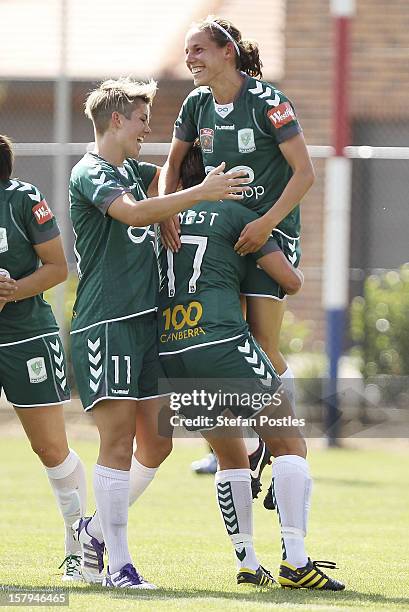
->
[0,436,408,611]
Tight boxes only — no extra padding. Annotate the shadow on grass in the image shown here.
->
[3,584,409,608]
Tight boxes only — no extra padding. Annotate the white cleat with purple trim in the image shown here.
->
[102,564,157,589]
[72,517,105,584]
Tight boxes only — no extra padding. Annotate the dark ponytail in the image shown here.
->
[238,38,263,79]
[0,135,14,181]
[197,16,263,79]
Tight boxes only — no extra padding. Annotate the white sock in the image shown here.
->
[45,449,87,555]
[243,437,260,456]
[93,464,132,574]
[280,366,296,414]
[272,455,312,568]
[87,456,158,543]
[215,469,259,571]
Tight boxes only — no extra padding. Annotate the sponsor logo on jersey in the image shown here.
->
[205,165,265,200]
[214,102,234,118]
[238,128,256,153]
[27,357,47,384]
[215,124,235,131]
[127,225,155,244]
[32,200,54,225]
[111,388,130,395]
[161,301,206,343]
[200,128,214,153]
[0,228,8,253]
[267,102,296,128]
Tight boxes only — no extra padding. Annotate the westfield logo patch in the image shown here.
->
[32,200,54,225]
[267,102,296,128]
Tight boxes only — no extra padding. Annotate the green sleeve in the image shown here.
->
[173,90,200,142]
[75,161,131,216]
[259,86,302,144]
[19,186,60,245]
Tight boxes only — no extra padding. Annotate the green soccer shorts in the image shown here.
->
[71,313,167,411]
[0,333,70,407]
[241,229,301,300]
[159,333,282,431]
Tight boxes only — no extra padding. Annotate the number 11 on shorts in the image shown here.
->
[111,355,131,384]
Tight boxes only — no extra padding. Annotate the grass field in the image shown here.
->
[0,433,408,611]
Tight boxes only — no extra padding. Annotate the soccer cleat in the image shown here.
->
[59,554,83,582]
[102,563,157,589]
[263,484,275,510]
[279,558,345,590]
[249,439,272,499]
[72,517,105,584]
[191,452,218,475]
[237,565,276,587]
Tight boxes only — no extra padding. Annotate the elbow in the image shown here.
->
[57,261,69,284]
[283,269,304,296]
[305,164,315,189]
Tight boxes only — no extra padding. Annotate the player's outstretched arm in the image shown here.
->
[159,138,193,251]
[256,250,304,296]
[5,236,68,303]
[108,163,249,227]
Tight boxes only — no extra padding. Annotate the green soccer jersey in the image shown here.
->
[69,153,159,333]
[158,201,262,355]
[0,179,60,345]
[174,74,302,237]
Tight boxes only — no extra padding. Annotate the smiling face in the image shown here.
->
[115,101,151,159]
[185,28,235,88]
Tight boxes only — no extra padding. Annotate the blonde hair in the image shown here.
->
[85,77,158,134]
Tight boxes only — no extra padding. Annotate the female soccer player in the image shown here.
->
[158,145,344,591]
[0,134,87,581]
[160,16,315,438]
[69,78,249,589]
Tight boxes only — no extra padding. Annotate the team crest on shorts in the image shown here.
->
[238,128,256,153]
[27,357,47,384]
[200,128,214,153]
[0,228,8,253]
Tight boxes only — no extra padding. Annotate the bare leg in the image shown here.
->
[15,405,86,556]
[246,296,287,374]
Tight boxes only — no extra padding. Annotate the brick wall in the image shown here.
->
[3,0,407,346]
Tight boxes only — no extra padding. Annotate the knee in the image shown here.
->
[268,437,307,459]
[31,442,67,467]
[100,432,135,465]
[283,269,304,296]
[137,436,173,467]
[252,330,278,358]
[153,436,173,464]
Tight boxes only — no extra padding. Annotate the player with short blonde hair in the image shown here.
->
[70,77,250,589]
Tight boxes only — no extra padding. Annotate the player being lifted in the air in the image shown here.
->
[159,16,315,487]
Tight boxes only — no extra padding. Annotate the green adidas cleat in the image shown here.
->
[279,558,345,590]
[237,565,276,587]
